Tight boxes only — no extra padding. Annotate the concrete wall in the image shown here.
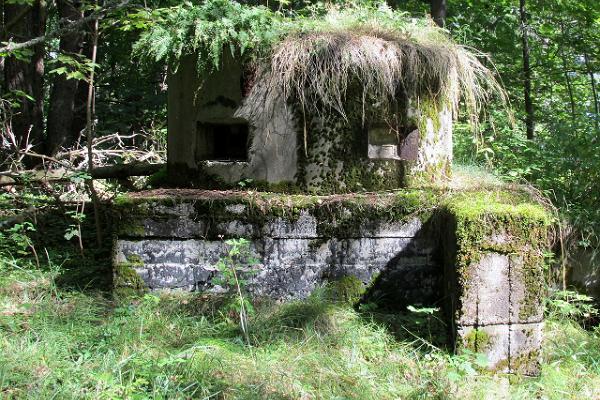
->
[113,191,549,374]
[167,53,298,185]
[113,199,438,303]
[167,55,453,191]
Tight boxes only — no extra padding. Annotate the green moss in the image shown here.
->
[443,189,552,323]
[248,180,302,194]
[510,349,540,374]
[114,255,147,297]
[295,98,406,194]
[462,328,491,352]
[147,166,169,188]
[329,275,366,304]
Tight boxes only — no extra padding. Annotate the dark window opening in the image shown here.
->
[197,121,249,161]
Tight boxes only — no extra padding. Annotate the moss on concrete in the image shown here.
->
[329,275,367,305]
[462,328,491,352]
[114,254,147,297]
[443,190,552,322]
[111,188,443,240]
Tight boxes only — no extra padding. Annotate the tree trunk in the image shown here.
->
[519,0,535,140]
[583,53,599,130]
[71,30,93,144]
[430,0,446,27]
[560,52,576,121]
[45,0,85,156]
[3,0,47,159]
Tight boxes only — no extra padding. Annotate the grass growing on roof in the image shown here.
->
[135,0,508,131]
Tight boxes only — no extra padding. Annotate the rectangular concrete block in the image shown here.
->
[338,238,413,265]
[456,253,511,326]
[140,216,207,238]
[136,263,196,290]
[509,255,544,324]
[250,263,327,299]
[509,322,542,376]
[457,324,510,373]
[262,238,333,265]
[264,211,318,238]
[214,220,256,238]
[456,322,543,375]
[358,217,423,238]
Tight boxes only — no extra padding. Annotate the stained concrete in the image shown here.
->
[167,53,453,190]
[113,193,547,375]
[114,203,436,301]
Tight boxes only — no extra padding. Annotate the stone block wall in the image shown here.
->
[443,193,550,375]
[112,189,550,375]
[113,192,440,304]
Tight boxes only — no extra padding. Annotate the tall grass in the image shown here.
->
[2,260,600,399]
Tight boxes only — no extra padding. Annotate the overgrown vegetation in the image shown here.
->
[2,251,600,398]
[136,1,507,128]
[1,0,600,396]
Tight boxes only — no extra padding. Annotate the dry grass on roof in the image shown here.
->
[239,9,508,129]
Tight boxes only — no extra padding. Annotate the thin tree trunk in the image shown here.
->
[561,52,576,121]
[583,53,599,130]
[3,0,47,160]
[0,0,5,83]
[0,0,130,54]
[430,0,446,27]
[46,0,85,156]
[519,0,535,140]
[85,14,102,247]
[72,30,93,145]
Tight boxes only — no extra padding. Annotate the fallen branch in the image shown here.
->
[0,162,165,187]
[89,162,164,179]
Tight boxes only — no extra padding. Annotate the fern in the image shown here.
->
[133,0,281,74]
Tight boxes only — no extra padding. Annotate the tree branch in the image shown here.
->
[0,0,132,54]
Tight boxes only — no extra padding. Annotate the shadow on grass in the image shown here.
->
[25,206,114,292]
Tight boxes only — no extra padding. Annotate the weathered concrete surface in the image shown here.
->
[444,216,547,375]
[113,191,549,375]
[167,53,453,191]
[167,52,298,185]
[114,207,436,301]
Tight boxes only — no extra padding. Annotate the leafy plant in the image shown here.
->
[546,289,599,322]
[214,238,260,345]
[0,222,39,267]
[133,0,280,74]
[47,53,99,82]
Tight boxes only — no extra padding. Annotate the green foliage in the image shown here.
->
[136,0,505,132]
[214,238,260,345]
[47,53,99,82]
[447,0,600,251]
[0,222,36,257]
[134,0,280,73]
[3,260,600,398]
[546,289,599,322]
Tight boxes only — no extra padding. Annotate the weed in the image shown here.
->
[214,238,260,345]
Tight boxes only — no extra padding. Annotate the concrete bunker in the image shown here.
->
[113,190,550,375]
[122,10,549,375]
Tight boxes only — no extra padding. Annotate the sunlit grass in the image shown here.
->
[1,262,599,399]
